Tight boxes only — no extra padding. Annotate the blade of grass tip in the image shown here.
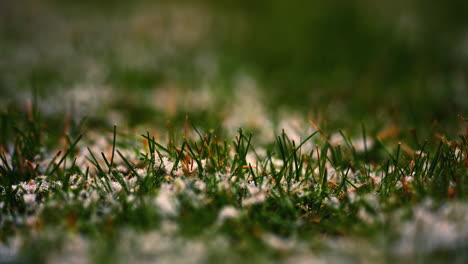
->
[282,131,320,175]
[144,132,154,164]
[215,136,223,169]
[117,149,141,180]
[319,144,329,182]
[267,151,280,182]
[109,124,117,174]
[345,176,359,190]
[27,160,41,177]
[0,150,12,172]
[335,167,350,195]
[200,137,209,160]
[339,130,356,157]
[111,170,129,194]
[72,160,84,177]
[213,135,221,169]
[318,169,328,202]
[335,144,345,168]
[145,136,155,175]
[230,134,241,173]
[294,131,320,153]
[92,172,109,194]
[63,149,69,175]
[0,166,8,180]
[235,130,248,166]
[49,134,82,176]
[297,149,306,184]
[375,137,397,166]
[394,142,401,167]
[411,140,428,192]
[193,141,201,158]
[172,141,186,175]
[62,170,72,192]
[45,150,61,175]
[281,129,291,151]
[362,123,368,160]
[377,159,391,194]
[144,131,156,169]
[150,135,158,168]
[248,163,257,186]
[412,140,428,173]
[362,123,369,179]
[275,137,289,183]
[154,148,165,172]
[87,147,112,193]
[304,149,316,184]
[185,141,204,177]
[323,148,341,177]
[326,140,338,166]
[258,159,270,185]
[143,134,171,157]
[243,133,253,164]
[69,157,77,172]
[316,145,322,180]
[308,120,327,139]
[447,151,457,181]
[101,152,112,173]
[84,166,89,182]
[292,141,300,182]
[276,134,287,164]
[191,121,205,143]
[207,131,214,145]
[428,140,444,179]
[65,135,73,151]
[86,147,104,173]
[223,140,230,169]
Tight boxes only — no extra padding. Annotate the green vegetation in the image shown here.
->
[1,0,467,263]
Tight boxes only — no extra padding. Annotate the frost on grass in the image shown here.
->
[1,118,467,263]
[262,233,297,252]
[117,231,230,264]
[154,183,180,217]
[217,206,240,224]
[394,201,468,257]
[48,235,90,264]
[0,236,22,262]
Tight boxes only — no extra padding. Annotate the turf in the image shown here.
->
[1,0,468,263]
[1,104,467,263]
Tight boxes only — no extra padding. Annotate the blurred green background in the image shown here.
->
[1,0,467,135]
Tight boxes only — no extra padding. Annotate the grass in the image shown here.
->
[1,0,468,263]
[0,103,467,263]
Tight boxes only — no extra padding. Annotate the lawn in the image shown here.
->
[1,1,468,263]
